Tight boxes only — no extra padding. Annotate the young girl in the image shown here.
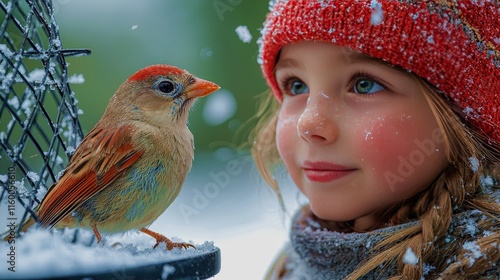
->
[252,0,500,279]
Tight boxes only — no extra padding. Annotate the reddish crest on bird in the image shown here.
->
[127,64,186,82]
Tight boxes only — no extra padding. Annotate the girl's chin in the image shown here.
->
[308,204,350,222]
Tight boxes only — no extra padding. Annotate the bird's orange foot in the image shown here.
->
[140,228,195,250]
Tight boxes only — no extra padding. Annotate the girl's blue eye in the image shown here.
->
[354,78,384,94]
[289,79,309,95]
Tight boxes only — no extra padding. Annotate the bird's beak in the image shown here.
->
[185,78,220,99]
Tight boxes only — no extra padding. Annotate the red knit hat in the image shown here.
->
[259,0,500,145]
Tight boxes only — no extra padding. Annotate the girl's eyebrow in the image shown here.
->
[344,50,393,66]
[276,50,376,71]
[275,57,302,71]
[348,51,377,63]
[350,51,411,78]
[275,48,408,76]
[349,51,409,73]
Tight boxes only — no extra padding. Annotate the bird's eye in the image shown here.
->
[158,81,175,94]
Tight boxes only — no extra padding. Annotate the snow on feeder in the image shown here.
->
[0,1,220,279]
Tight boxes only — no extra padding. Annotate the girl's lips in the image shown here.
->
[302,161,356,183]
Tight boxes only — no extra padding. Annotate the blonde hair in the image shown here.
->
[251,77,500,279]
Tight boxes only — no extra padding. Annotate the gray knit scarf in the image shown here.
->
[275,205,499,279]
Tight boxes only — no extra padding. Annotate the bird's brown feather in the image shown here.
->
[37,125,144,228]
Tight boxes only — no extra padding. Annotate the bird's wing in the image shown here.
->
[37,125,144,228]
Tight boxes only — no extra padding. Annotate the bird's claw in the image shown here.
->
[153,239,195,250]
[140,227,195,250]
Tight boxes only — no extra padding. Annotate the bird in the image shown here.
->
[16,64,220,250]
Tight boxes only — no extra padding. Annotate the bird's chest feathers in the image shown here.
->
[119,127,193,223]
[119,163,179,223]
[134,123,195,167]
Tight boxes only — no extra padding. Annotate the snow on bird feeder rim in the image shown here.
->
[0,228,220,279]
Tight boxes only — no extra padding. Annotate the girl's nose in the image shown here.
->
[297,96,338,144]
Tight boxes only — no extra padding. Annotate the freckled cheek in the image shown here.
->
[355,116,424,175]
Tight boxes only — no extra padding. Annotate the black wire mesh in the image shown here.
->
[0,0,90,235]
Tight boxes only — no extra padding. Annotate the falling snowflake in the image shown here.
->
[370,0,383,25]
[235,25,252,43]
